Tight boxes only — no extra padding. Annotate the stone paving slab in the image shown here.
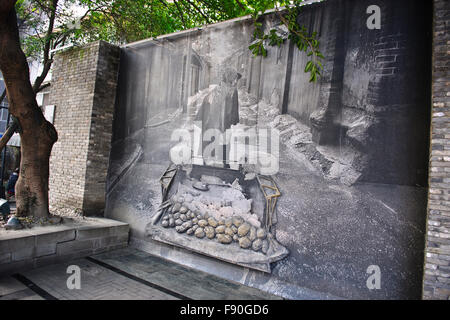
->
[92,247,283,300]
[0,247,283,300]
[17,258,178,300]
[0,275,27,296]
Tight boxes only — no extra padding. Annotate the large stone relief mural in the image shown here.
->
[106,0,432,299]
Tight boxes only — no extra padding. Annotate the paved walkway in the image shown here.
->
[0,248,282,300]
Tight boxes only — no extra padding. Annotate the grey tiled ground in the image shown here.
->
[0,247,282,300]
[0,276,44,300]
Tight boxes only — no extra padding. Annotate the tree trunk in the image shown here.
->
[0,2,58,218]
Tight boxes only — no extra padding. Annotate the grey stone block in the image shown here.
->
[56,239,95,255]
[35,243,57,257]
[93,243,128,255]
[108,243,128,251]
[0,252,11,264]
[12,247,34,262]
[94,234,129,249]
[76,224,128,240]
[35,229,76,246]
[32,254,61,269]
[0,235,35,253]
[1,218,129,275]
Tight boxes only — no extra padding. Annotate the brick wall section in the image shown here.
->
[83,43,121,215]
[48,41,120,216]
[422,0,450,300]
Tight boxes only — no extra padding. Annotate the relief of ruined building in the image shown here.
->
[144,64,290,272]
[106,0,431,299]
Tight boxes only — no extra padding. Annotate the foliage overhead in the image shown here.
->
[16,0,323,84]
[248,0,323,82]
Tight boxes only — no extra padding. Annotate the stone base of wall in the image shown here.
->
[0,218,129,275]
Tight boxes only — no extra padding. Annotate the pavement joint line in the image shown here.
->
[0,288,37,300]
[85,256,192,300]
[11,274,59,300]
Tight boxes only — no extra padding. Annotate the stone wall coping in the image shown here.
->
[0,217,128,242]
[0,217,129,275]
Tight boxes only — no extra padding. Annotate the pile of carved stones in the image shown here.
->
[161,198,270,254]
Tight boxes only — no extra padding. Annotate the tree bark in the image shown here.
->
[0,2,58,218]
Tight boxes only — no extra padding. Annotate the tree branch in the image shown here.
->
[157,0,170,9]
[184,0,211,24]
[173,1,187,28]
[32,59,52,94]
[274,5,316,62]
[0,6,44,130]
[0,122,18,152]
[0,89,6,105]
[52,32,67,49]
[235,0,246,12]
[32,0,58,93]
[37,82,50,93]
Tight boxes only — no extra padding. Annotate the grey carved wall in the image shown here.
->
[106,0,432,299]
